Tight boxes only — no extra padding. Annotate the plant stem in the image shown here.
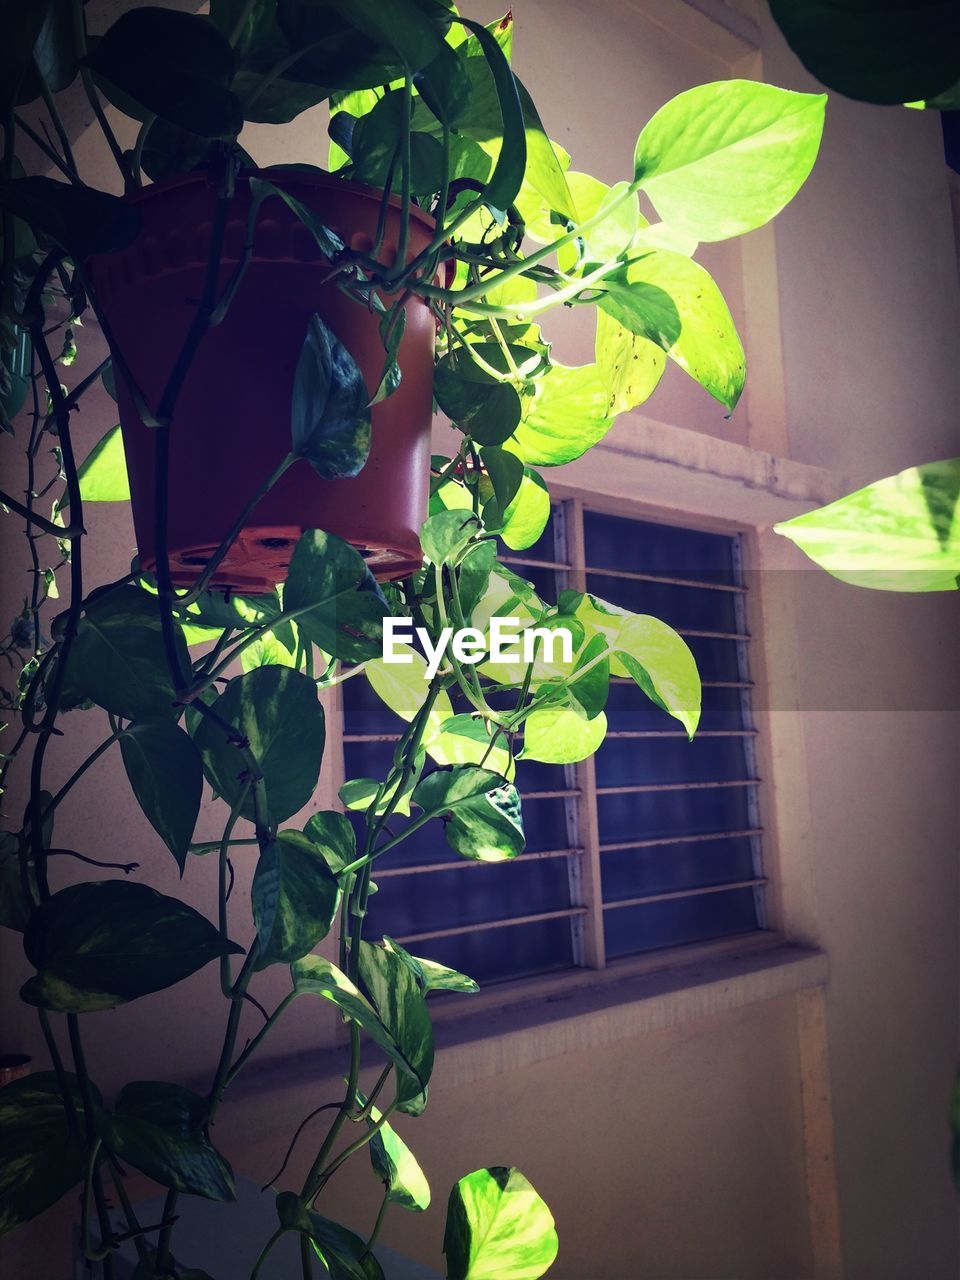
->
[39,726,123,823]
[71,0,136,189]
[300,1233,315,1279]
[301,1023,362,1203]
[392,75,414,278]
[363,1187,391,1258]
[250,1227,288,1280]
[224,991,297,1087]
[0,487,81,537]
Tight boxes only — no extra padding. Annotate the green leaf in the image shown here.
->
[76,424,130,502]
[557,173,638,266]
[522,704,607,764]
[413,765,524,862]
[600,252,745,410]
[594,308,666,416]
[325,0,447,71]
[499,466,550,551]
[283,530,389,662]
[307,1209,387,1280]
[302,811,357,873]
[515,77,577,221]
[576,596,701,737]
[107,1081,235,1201]
[430,714,513,776]
[0,0,53,114]
[358,940,434,1113]
[633,80,826,241]
[382,935,479,995]
[21,882,241,1013]
[768,0,960,105]
[31,0,81,96]
[193,666,325,825]
[420,510,483,565]
[481,445,524,519]
[291,954,431,1101]
[339,769,419,819]
[352,93,445,198]
[84,8,242,137]
[0,1073,89,1237]
[458,18,526,210]
[292,315,371,479]
[252,831,341,967]
[0,833,36,932]
[509,364,615,466]
[212,0,331,124]
[416,38,472,127]
[434,356,523,446]
[443,1166,558,1280]
[774,458,960,591]
[365,650,456,751]
[359,1089,431,1211]
[0,176,140,257]
[61,586,186,721]
[120,719,203,872]
[567,632,610,720]
[239,623,299,672]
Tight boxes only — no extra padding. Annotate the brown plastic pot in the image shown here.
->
[88,169,443,592]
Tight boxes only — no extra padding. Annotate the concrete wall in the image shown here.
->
[2,2,958,1278]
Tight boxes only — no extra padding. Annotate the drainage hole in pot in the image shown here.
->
[258,537,293,550]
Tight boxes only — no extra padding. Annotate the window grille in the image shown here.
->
[341,502,766,985]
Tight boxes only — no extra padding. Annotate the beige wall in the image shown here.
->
[2,2,959,1278]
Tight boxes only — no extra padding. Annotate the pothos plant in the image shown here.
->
[0,2,825,1277]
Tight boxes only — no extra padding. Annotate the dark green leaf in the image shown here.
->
[211,0,332,123]
[416,39,472,127]
[108,1081,235,1201]
[457,539,497,620]
[412,765,524,862]
[434,356,523,446]
[567,632,610,720]
[352,92,445,198]
[139,120,219,184]
[324,0,447,72]
[480,447,523,517]
[291,954,430,1099]
[768,0,960,105]
[193,666,325,825]
[443,1166,558,1280]
[31,0,81,96]
[275,0,402,91]
[358,940,434,1113]
[252,831,341,967]
[283,530,389,662]
[0,1073,89,1237]
[0,833,36,932]
[302,810,357,873]
[76,424,130,502]
[457,18,526,210]
[0,176,141,258]
[308,1209,386,1280]
[84,8,242,138]
[370,304,406,405]
[120,720,203,872]
[382,935,479,996]
[21,881,241,1013]
[291,314,371,479]
[0,0,52,113]
[774,458,960,591]
[61,586,186,721]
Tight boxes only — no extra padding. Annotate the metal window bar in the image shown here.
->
[732,534,768,929]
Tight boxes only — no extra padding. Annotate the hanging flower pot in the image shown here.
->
[88,169,442,593]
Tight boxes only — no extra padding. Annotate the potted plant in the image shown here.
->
[0,2,826,1276]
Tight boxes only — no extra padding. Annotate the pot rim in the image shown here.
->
[122,165,441,234]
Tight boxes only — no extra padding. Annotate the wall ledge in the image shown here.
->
[231,940,828,1101]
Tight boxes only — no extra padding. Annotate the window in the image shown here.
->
[341,502,766,987]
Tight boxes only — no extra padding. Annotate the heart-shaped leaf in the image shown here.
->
[0,1073,92,1237]
[193,666,325,825]
[283,530,389,662]
[107,1081,235,1201]
[76,424,130,502]
[412,766,524,861]
[21,882,241,1013]
[291,314,371,479]
[443,1166,558,1280]
[0,176,141,258]
[634,80,826,242]
[120,719,203,871]
[252,831,341,967]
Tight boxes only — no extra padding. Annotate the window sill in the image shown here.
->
[233,935,827,1100]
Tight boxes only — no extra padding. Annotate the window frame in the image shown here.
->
[327,485,789,1017]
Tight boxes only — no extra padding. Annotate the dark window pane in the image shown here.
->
[416,917,575,985]
[601,835,758,904]
[583,510,737,584]
[604,887,760,958]
[597,782,755,845]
